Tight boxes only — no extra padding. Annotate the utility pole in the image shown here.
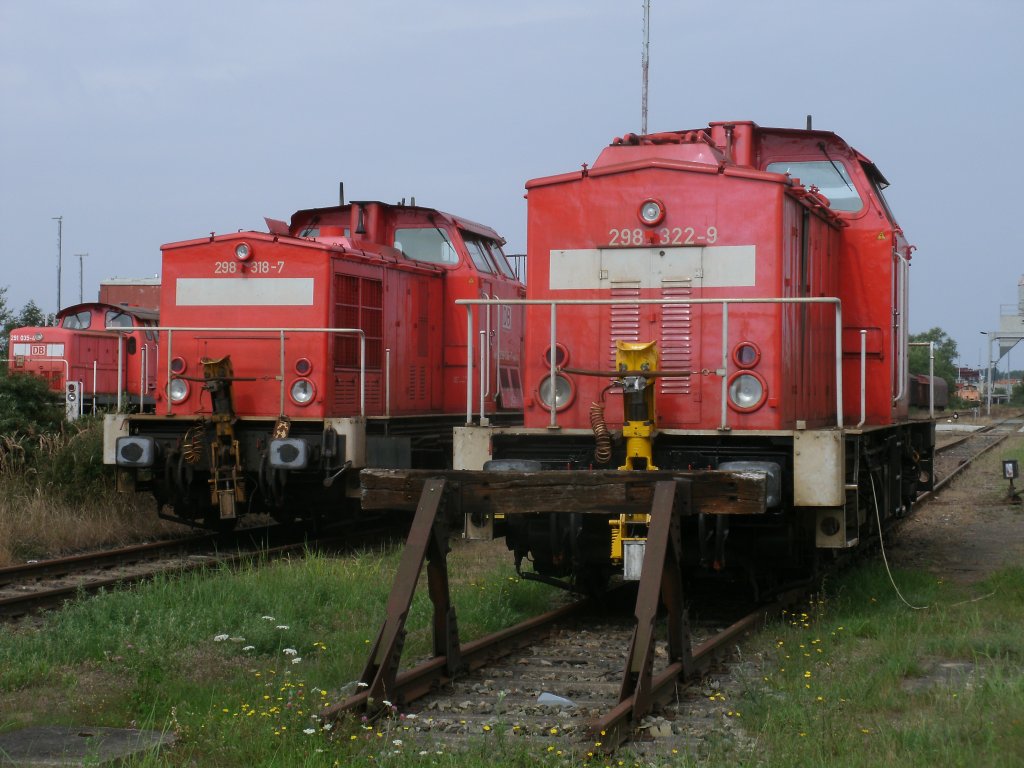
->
[53,216,63,314]
[641,0,650,135]
[76,254,87,303]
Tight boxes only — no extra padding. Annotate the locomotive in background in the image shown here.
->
[106,197,524,528]
[453,121,934,591]
[7,278,160,416]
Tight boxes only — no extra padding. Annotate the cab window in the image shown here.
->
[766,160,864,212]
[485,240,517,279]
[464,236,495,274]
[394,227,458,264]
[62,311,91,330]
[106,310,133,329]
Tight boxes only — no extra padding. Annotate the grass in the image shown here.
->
[689,565,1024,768]
[0,542,558,766]
[5,543,1023,767]
[0,418,180,566]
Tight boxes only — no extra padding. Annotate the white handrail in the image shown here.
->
[457,296,845,431]
[107,325,367,418]
[892,253,910,404]
[857,330,867,428]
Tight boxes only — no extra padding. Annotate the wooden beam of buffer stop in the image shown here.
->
[322,468,768,747]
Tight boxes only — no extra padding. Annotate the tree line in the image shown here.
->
[0,286,54,361]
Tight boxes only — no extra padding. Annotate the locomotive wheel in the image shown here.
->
[259,453,288,509]
[165,448,214,524]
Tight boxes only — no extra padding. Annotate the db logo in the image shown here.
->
[30,345,46,356]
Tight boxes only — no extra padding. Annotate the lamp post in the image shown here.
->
[52,216,63,314]
[76,254,87,303]
[981,331,992,416]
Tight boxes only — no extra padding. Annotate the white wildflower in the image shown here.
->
[276,625,290,630]
[382,700,392,707]
[291,657,302,664]
[303,728,316,735]
[242,645,255,652]
[322,723,333,731]
[392,739,403,747]
[213,634,229,642]
[283,648,298,656]
[356,682,369,688]
[261,615,275,621]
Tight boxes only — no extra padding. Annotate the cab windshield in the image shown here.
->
[394,227,458,264]
[62,310,91,329]
[766,160,864,212]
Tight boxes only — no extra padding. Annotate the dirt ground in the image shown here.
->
[889,430,1024,583]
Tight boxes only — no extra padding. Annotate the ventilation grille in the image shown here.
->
[334,374,382,413]
[608,283,641,369]
[659,280,693,395]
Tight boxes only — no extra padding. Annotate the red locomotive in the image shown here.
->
[106,197,524,527]
[8,300,159,415]
[453,121,934,590]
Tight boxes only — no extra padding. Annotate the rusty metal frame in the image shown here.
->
[591,478,694,744]
[328,477,460,716]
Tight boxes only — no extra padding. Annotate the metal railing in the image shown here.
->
[458,296,856,431]
[107,326,367,417]
[908,340,936,418]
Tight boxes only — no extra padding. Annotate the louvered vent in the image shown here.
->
[608,283,641,369]
[660,280,693,395]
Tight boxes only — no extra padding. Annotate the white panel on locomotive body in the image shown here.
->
[105,197,524,529]
[455,121,934,591]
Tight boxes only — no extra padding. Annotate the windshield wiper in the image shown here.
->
[817,142,854,192]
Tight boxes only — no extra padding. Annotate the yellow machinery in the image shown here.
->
[201,356,246,519]
[609,340,658,568]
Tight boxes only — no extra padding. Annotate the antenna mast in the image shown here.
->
[641,0,650,135]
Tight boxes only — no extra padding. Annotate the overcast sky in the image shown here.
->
[1,0,1020,369]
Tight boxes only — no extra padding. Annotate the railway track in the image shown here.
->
[930,416,1021,493]
[324,417,1024,755]
[0,518,407,621]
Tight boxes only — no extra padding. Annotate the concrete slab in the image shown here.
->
[0,726,174,767]
[936,423,983,432]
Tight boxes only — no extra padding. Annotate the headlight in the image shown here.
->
[732,342,761,369]
[290,378,315,405]
[538,374,574,411]
[638,198,665,226]
[727,372,766,412]
[235,242,253,261]
[542,344,569,368]
[170,356,187,375]
[169,378,190,403]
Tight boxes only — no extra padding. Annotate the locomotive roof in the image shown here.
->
[290,201,506,244]
[58,301,159,321]
[526,121,891,192]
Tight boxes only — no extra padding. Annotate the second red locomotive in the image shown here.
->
[106,197,524,527]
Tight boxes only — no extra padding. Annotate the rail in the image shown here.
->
[106,325,367,417]
[457,297,849,431]
[908,340,936,417]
